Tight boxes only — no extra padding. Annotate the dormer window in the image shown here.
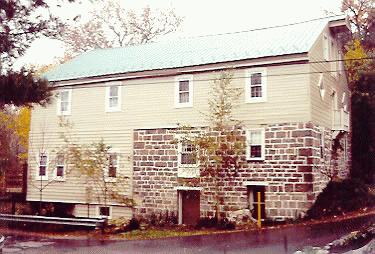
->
[105,82,121,112]
[245,69,267,103]
[175,76,193,108]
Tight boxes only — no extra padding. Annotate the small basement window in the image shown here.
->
[99,206,111,218]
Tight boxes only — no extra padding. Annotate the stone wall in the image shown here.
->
[133,122,350,221]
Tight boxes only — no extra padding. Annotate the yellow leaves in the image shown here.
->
[0,107,31,161]
[344,39,370,87]
[15,107,31,160]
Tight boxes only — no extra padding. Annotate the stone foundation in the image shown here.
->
[133,122,350,221]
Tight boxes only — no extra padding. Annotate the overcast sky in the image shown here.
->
[15,0,344,68]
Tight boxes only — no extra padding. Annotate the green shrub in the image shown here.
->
[124,218,140,231]
[195,216,236,230]
[142,210,178,228]
[306,178,375,219]
[195,217,218,229]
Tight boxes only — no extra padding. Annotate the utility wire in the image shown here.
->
[187,14,346,38]
[55,57,375,89]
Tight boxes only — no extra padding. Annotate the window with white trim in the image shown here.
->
[55,154,65,180]
[57,89,72,116]
[175,76,193,108]
[108,153,118,178]
[37,153,48,180]
[180,142,197,166]
[105,83,121,112]
[245,69,267,103]
[246,129,265,160]
[98,206,111,218]
[177,140,199,178]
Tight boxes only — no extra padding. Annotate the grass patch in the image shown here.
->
[117,228,231,240]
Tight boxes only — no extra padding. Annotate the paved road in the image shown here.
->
[2,215,374,254]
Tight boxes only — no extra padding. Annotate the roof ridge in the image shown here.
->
[87,15,344,54]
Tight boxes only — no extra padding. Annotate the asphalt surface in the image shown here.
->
[1,214,374,254]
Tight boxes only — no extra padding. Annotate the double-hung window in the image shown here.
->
[246,69,267,103]
[57,89,72,115]
[175,76,193,108]
[246,129,265,161]
[55,154,65,180]
[105,150,119,182]
[108,153,118,178]
[180,142,196,166]
[37,153,48,180]
[177,141,199,178]
[105,83,121,112]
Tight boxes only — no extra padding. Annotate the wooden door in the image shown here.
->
[181,190,200,225]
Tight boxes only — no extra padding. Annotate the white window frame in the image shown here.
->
[245,68,267,103]
[105,82,122,112]
[97,206,112,219]
[177,138,199,178]
[54,153,66,181]
[174,75,193,108]
[56,89,72,116]
[246,128,265,161]
[36,152,49,181]
[105,149,119,182]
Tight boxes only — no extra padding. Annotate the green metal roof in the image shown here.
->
[45,19,331,82]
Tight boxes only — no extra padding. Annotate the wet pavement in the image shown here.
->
[1,214,374,254]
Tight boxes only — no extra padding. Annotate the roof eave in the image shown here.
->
[49,52,309,86]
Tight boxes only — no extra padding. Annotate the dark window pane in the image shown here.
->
[108,166,117,178]
[251,86,262,98]
[181,143,196,164]
[39,166,46,176]
[181,153,196,164]
[179,80,189,92]
[251,73,262,85]
[99,207,110,216]
[56,166,64,177]
[250,145,262,158]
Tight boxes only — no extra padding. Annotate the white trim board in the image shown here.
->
[243,181,269,186]
[174,186,203,191]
